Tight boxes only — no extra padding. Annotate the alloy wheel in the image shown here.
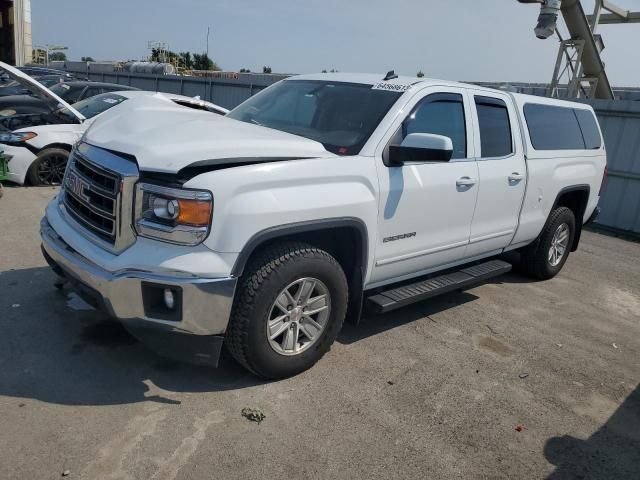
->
[266,277,331,356]
[548,223,570,267]
[37,154,67,185]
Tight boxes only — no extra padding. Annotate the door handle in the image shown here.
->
[456,176,476,188]
[509,172,525,182]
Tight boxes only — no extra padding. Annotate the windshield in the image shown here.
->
[57,92,128,121]
[227,80,402,155]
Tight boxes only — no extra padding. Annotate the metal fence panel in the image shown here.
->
[586,100,640,234]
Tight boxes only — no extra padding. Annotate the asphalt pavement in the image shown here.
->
[1,186,638,479]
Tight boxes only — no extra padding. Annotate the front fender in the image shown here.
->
[27,129,81,151]
[184,156,379,282]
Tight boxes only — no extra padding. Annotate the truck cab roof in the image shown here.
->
[286,73,597,113]
[287,72,467,90]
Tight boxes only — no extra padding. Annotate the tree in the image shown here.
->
[179,52,192,69]
[417,70,425,78]
[48,52,67,61]
[150,48,182,66]
[193,52,220,71]
[239,68,251,73]
[81,56,95,62]
[263,66,272,74]
[149,48,219,71]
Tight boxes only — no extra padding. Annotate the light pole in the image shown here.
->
[206,27,211,58]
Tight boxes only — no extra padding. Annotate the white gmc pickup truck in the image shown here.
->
[40,72,607,378]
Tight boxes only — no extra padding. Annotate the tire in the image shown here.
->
[225,242,348,379]
[521,206,576,280]
[27,148,69,186]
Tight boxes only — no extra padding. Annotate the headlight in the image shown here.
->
[0,131,37,144]
[135,183,213,246]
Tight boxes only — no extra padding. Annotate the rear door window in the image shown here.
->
[474,96,513,158]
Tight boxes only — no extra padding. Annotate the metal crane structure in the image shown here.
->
[518,0,640,99]
[32,44,68,66]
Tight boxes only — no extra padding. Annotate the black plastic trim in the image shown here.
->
[141,282,183,322]
[551,184,591,252]
[176,157,314,181]
[231,217,369,279]
[367,259,512,314]
[388,145,452,165]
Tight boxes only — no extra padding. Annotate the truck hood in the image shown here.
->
[84,95,334,173]
[0,62,85,122]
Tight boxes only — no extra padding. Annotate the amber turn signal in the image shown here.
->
[177,199,212,226]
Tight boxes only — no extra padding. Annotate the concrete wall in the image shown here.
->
[62,64,286,110]
[474,82,640,101]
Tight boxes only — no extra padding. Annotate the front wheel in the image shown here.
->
[225,242,348,379]
[521,206,576,280]
[27,148,69,186]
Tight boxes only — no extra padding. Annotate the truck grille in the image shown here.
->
[64,154,119,242]
[60,143,139,253]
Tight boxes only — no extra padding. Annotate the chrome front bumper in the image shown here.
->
[40,217,237,366]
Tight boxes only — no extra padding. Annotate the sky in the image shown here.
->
[31,0,640,86]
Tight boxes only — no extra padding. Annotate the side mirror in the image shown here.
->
[388,133,454,166]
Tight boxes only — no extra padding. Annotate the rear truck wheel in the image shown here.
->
[27,148,69,186]
[225,242,348,379]
[522,206,576,280]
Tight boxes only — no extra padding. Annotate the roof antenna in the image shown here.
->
[383,70,398,81]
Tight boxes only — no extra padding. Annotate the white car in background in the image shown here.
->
[0,62,228,186]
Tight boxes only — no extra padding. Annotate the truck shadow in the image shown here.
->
[339,261,531,345]
[0,264,537,406]
[544,384,640,479]
[0,267,264,407]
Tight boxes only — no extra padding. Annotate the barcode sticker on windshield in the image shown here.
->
[372,82,411,92]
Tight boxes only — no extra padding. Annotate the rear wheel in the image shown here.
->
[225,242,348,379]
[27,148,69,186]
[521,206,576,280]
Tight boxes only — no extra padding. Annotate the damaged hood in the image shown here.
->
[83,94,333,173]
[0,61,85,122]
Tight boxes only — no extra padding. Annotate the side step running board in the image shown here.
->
[366,259,512,314]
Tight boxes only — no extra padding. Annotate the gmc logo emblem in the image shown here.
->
[66,171,90,202]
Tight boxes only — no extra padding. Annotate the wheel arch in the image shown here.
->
[26,144,72,185]
[39,143,73,153]
[551,184,590,251]
[231,217,369,324]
